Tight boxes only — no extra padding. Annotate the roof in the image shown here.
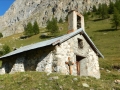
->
[0,28,104,60]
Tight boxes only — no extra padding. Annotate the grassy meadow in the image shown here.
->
[0,16,120,89]
[85,17,120,70]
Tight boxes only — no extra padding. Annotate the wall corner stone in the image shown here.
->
[0,64,6,75]
[10,57,25,74]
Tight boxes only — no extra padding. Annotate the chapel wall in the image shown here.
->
[54,34,88,75]
[85,48,100,79]
[0,46,55,74]
[54,34,100,78]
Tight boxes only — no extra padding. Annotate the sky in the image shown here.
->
[0,0,15,16]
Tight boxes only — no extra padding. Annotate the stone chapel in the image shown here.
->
[0,10,104,79]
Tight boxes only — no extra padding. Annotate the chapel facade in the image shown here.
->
[0,10,103,79]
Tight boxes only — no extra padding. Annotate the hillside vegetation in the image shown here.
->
[0,5,120,90]
[0,15,120,89]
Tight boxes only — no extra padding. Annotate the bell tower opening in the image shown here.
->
[77,15,81,29]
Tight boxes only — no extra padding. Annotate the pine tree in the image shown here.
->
[59,18,63,23]
[0,51,3,56]
[97,3,102,15]
[46,18,59,35]
[0,33,3,38]
[111,7,120,30]
[83,12,89,21]
[33,21,39,35]
[65,15,68,21]
[27,22,34,36]
[93,5,97,12]
[2,44,11,55]
[108,1,114,14]
[24,22,34,36]
[115,0,120,13]
[100,4,109,19]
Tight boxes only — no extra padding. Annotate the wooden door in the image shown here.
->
[76,56,84,75]
[76,60,80,75]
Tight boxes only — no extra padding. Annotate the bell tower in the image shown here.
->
[68,10,85,33]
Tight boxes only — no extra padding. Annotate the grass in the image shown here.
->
[0,16,120,89]
[85,17,120,70]
[0,71,119,90]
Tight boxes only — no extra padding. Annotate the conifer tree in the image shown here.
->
[111,7,120,30]
[83,12,89,21]
[24,22,34,36]
[93,5,97,12]
[59,18,63,23]
[97,3,102,15]
[0,33,3,38]
[108,1,114,14]
[33,21,39,35]
[0,51,3,56]
[2,44,11,55]
[100,4,109,19]
[46,18,59,35]
[115,0,120,13]
[28,22,34,36]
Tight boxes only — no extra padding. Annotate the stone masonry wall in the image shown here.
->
[36,52,53,73]
[54,34,100,78]
[0,64,5,75]
[10,57,25,74]
[0,46,55,74]
[86,49,100,79]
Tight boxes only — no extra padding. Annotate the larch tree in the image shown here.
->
[111,7,120,30]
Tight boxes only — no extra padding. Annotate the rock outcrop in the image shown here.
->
[0,0,115,37]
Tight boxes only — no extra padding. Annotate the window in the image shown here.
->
[78,39,83,49]
[77,15,81,29]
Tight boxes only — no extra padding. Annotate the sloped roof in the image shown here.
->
[0,28,104,60]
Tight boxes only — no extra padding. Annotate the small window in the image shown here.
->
[78,39,83,49]
[77,15,81,29]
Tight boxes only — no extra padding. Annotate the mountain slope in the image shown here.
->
[0,0,115,37]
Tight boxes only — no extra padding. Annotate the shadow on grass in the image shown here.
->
[40,35,54,39]
[93,18,103,22]
[94,29,117,32]
[42,30,50,33]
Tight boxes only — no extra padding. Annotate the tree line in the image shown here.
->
[84,0,120,30]
[46,18,59,35]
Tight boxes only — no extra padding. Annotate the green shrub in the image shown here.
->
[0,33,3,38]
[0,51,3,56]
[2,44,11,55]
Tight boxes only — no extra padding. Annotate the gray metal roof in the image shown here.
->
[0,28,104,59]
